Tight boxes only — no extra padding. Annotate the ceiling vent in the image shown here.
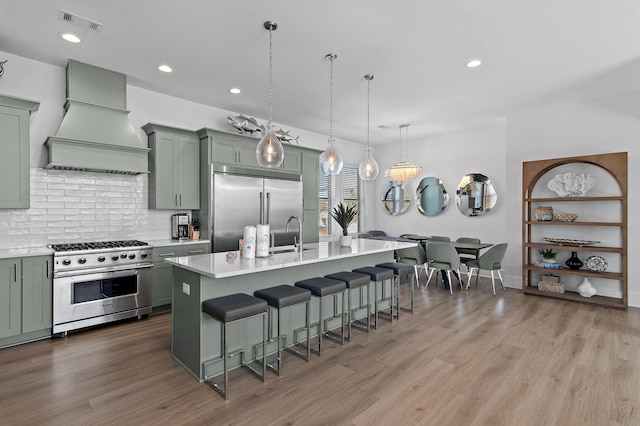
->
[58,9,103,33]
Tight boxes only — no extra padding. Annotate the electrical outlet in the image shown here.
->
[182,283,190,295]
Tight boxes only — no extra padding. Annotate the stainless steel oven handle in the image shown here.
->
[53,263,153,278]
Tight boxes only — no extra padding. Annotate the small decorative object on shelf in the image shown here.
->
[538,274,564,293]
[535,206,553,221]
[565,251,583,270]
[578,277,597,297]
[547,172,597,197]
[0,60,7,78]
[539,248,557,263]
[226,114,265,136]
[585,255,608,272]
[542,237,600,246]
[273,128,299,144]
[555,212,577,222]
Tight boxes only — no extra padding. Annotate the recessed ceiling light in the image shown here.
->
[60,33,81,43]
[229,87,241,94]
[158,65,172,73]
[466,59,482,68]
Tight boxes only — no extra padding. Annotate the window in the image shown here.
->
[342,166,360,235]
[318,165,361,237]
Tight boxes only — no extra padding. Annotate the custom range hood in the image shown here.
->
[45,60,149,174]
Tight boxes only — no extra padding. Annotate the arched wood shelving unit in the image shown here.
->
[522,152,627,309]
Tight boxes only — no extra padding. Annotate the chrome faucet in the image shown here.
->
[286,215,303,252]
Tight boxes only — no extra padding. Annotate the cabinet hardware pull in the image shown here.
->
[180,194,182,206]
[160,252,177,257]
[189,250,204,254]
[14,264,18,282]
[46,260,50,278]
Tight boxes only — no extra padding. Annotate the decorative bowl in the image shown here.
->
[555,212,577,222]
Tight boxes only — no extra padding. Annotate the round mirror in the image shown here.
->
[415,177,448,216]
[455,173,497,216]
[381,181,410,215]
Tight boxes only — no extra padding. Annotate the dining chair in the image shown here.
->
[465,243,508,295]
[456,237,482,267]
[424,241,463,295]
[429,236,450,242]
[395,244,428,288]
[367,230,387,237]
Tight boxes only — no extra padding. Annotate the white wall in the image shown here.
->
[0,50,367,248]
[506,100,640,307]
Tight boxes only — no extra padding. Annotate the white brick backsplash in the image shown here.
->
[0,168,189,250]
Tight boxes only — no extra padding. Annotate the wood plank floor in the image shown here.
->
[1,279,639,426]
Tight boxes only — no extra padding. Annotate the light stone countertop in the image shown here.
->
[164,238,416,279]
[0,247,54,259]
[146,239,210,248]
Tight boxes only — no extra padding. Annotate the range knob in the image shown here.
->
[111,255,119,261]
[97,256,106,263]
[128,253,136,260]
[62,259,71,266]
[141,253,148,259]
[78,258,87,264]
[120,253,127,259]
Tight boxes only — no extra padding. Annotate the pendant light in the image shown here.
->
[358,74,379,180]
[385,124,422,184]
[256,20,285,168]
[319,53,343,176]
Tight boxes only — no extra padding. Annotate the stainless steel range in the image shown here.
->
[51,240,153,334]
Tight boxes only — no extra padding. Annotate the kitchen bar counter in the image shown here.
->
[167,238,415,381]
[164,239,413,278]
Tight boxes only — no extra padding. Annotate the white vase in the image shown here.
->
[340,235,352,247]
[578,277,597,297]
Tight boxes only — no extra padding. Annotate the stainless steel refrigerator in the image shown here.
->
[211,173,303,253]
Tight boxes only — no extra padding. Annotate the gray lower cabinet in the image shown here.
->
[0,255,52,348]
[151,242,209,311]
[0,96,40,209]
[143,123,200,209]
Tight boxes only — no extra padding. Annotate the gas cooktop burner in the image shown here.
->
[51,240,149,252]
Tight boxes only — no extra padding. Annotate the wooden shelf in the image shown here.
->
[524,264,623,280]
[523,287,626,309]
[522,152,627,309]
[524,221,623,227]
[525,242,623,253]
[525,196,623,202]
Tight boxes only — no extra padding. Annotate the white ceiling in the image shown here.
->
[1,0,640,145]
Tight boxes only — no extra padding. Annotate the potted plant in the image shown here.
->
[539,248,557,263]
[331,202,358,247]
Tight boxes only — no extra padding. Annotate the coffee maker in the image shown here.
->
[171,213,190,240]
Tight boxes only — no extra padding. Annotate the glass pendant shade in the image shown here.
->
[256,127,284,167]
[256,20,284,168]
[359,148,379,180]
[320,143,344,176]
[358,74,378,180]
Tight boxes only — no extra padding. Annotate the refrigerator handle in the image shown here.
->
[259,191,264,224]
[266,192,271,225]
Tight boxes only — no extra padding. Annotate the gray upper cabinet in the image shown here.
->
[0,95,40,209]
[143,123,200,209]
[198,128,302,175]
[302,150,320,243]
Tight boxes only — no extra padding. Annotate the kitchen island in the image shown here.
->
[165,238,415,381]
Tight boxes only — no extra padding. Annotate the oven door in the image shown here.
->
[53,266,152,333]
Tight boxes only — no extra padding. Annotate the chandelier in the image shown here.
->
[385,124,422,184]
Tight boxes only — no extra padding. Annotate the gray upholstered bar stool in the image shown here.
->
[324,271,372,341]
[253,285,312,376]
[201,293,268,400]
[351,266,395,329]
[376,262,416,317]
[294,277,347,356]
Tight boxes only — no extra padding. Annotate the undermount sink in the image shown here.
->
[271,246,314,254]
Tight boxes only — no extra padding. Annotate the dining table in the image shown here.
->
[403,235,493,256]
